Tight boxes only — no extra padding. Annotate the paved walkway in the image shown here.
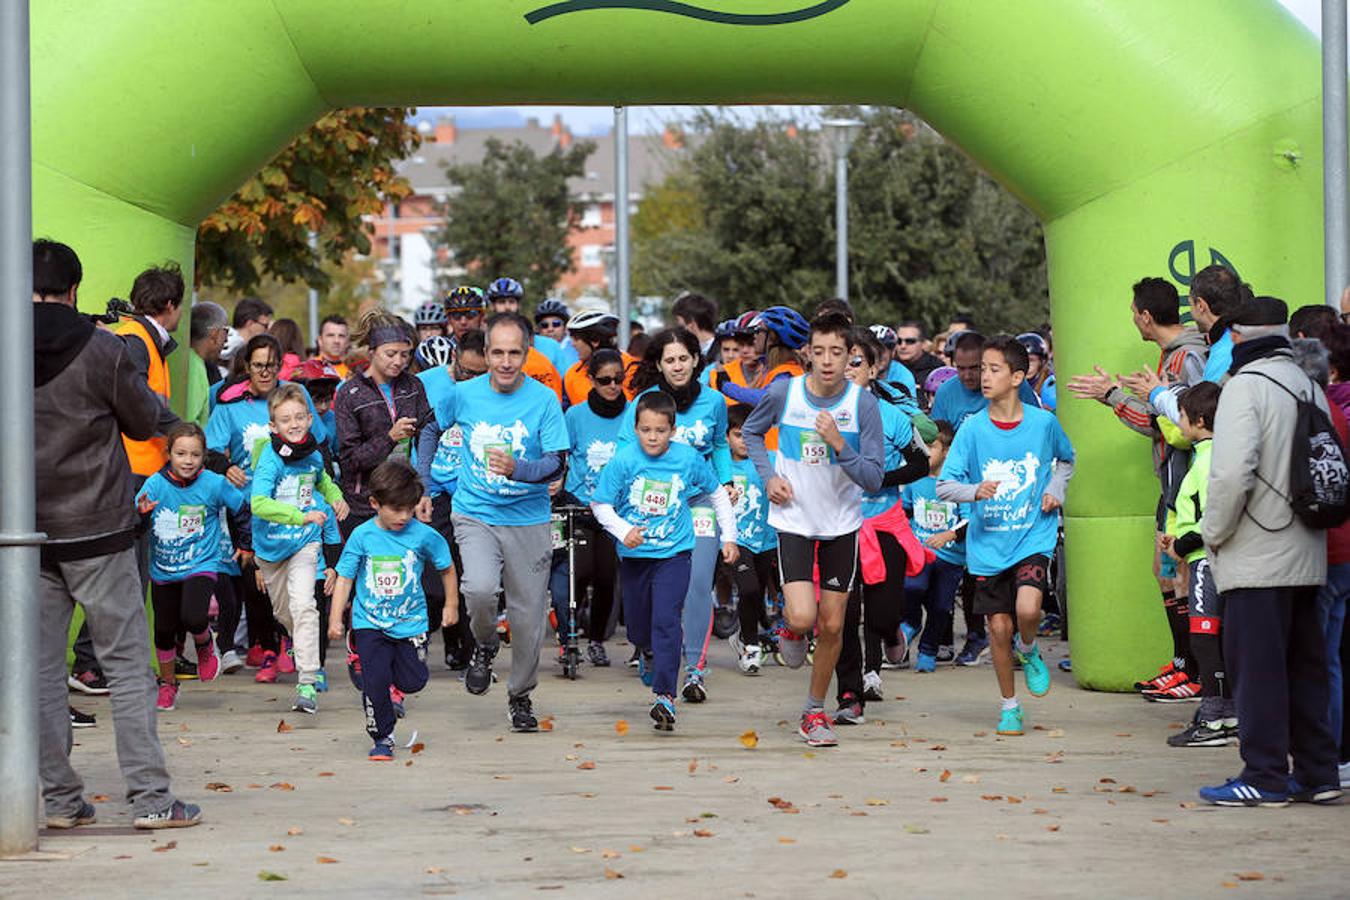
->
[6,635,1346,898]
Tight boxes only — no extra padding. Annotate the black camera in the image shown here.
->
[87,297,134,325]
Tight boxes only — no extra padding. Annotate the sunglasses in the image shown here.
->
[448,310,478,320]
[539,319,565,329]
[897,337,921,345]
[592,375,622,387]
[847,356,866,369]
[455,365,487,380]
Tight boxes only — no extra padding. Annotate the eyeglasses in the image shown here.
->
[847,356,866,369]
[539,319,565,329]
[897,337,921,345]
[455,366,487,380]
[448,310,478,320]
[592,375,622,387]
[249,361,280,373]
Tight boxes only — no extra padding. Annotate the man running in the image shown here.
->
[742,313,884,747]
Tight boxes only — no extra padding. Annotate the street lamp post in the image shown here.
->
[614,106,631,351]
[822,118,864,301]
[1324,0,1348,308]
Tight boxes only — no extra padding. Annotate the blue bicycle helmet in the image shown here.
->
[753,306,810,350]
[714,318,741,339]
[415,335,455,369]
[534,298,570,323]
[1016,331,1050,358]
[487,277,524,301]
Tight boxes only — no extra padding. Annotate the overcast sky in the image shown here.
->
[414,0,1327,136]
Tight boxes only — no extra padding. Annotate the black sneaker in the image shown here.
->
[69,706,96,729]
[834,692,866,725]
[1167,718,1238,748]
[508,694,539,732]
[67,670,109,695]
[174,655,198,681]
[464,643,497,696]
[587,643,610,667]
[133,799,203,830]
[626,647,641,668]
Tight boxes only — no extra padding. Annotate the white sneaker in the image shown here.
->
[862,670,884,702]
[1340,760,1350,789]
[219,650,244,674]
[738,643,763,675]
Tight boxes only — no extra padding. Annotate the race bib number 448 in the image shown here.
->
[639,478,673,516]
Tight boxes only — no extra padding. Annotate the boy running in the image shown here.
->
[742,314,885,747]
[937,335,1074,735]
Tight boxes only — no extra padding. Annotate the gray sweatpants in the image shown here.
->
[39,547,174,819]
[451,512,552,698]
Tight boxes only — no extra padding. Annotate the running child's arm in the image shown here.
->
[825,391,884,493]
[882,442,930,487]
[591,502,640,546]
[316,471,349,520]
[1043,459,1075,508]
[327,576,353,641]
[706,486,740,565]
[439,567,460,627]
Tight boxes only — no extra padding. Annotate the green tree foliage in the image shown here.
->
[633,108,1048,333]
[437,138,595,302]
[196,107,422,294]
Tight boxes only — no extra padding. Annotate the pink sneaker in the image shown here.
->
[254,652,279,684]
[195,641,219,682]
[156,681,178,711]
[276,639,296,675]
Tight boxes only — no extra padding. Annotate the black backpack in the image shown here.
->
[1248,372,1350,529]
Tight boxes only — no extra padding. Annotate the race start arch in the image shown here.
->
[31,0,1327,690]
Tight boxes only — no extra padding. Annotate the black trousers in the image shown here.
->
[1224,585,1339,791]
[836,531,907,706]
[354,629,429,742]
[733,548,777,644]
[422,493,470,659]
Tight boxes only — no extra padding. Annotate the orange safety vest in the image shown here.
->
[116,317,171,476]
[710,359,751,405]
[524,347,564,402]
[564,353,638,407]
[758,360,804,451]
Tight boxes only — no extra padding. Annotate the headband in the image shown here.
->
[368,325,409,349]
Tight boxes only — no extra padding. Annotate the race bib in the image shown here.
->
[639,478,673,517]
[918,499,949,532]
[799,430,829,466]
[370,556,404,598]
[692,506,716,538]
[732,474,748,496]
[277,472,316,509]
[443,425,463,449]
[550,514,566,551]
[177,504,205,538]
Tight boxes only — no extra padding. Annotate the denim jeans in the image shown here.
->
[1317,562,1350,745]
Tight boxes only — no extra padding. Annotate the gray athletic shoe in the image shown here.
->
[46,800,96,830]
[776,627,808,669]
[798,709,839,747]
[134,800,202,830]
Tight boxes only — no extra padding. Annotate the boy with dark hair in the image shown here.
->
[330,460,457,760]
[938,335,1074,735]
[672,291,720,365]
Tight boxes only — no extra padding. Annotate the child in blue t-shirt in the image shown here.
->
[330,460,457,761]
[591,392,738,732]
[251,385,349,714]
[136,423,248,711]
[725,404,777,676]
[937,336,1074,737]
[902,420,967,673]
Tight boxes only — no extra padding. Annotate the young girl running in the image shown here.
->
[592,392,737,732]
[137,423,248,710]
[903,421,968,673]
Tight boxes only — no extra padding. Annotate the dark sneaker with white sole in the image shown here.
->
[465,643,497,696]
[508,693,539,732]
[834,692,865,725]
[1167,717,1238,748]
[134,800,203,829]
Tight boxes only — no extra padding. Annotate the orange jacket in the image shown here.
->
[116,317,171,475]
[524,347,563,402]
[709,359,751,405]
[758,360,804,451]
[564,353,638,407]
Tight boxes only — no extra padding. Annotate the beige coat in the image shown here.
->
[1203,347,1328,592]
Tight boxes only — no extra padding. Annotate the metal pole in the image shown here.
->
[307,232,319,350]
[0,0,42,856]
[835,149,848,300]
[614,106,631,352]
[1324,0,1349,308]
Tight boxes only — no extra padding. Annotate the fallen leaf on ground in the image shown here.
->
[973,731,988,737]
[628,845,645,853]
[1179,801,1197,810]
[688,758,698,774]
[722,776,739,784]
[204,782,233,793]
[693,829,714,838]
[962,775,981,784]
[287,827,303,835]
[91,794,111,802]
[1032,808,1048,814]
[317,772,334,778]
[939,770,952,783]
[865,798,888,806]
[404,760,414,767]
[565,754,578,761]
[269,845,285,852]
[1236,872,1265,882]
[929,797,948,803]
[337,817,356,826]
[603,867,623,880]
[569,847,590,854]
[539,717,555,732]
[258,871,287,882]
[1115,733,1132,738]
[982,795,1004,802]
[767,796,798,812]
[601,849,621,859]
[247,783,263,789]
[829,869,848,879]
[1152,818,1169,824]
[803,751,816,759]
[494,775,512,781]
[1046,825,1061,832]
[152,841,177,853]
[1045,751,1065,763]
[1221,882,1240,889]
[277,720,293,734]
[890,740,908,748]
[270,782,295,791]
[1033,725,1047,731]
[577,761,596,770]
[849,811,868,817]
[614,720,629,736]
[738,730,759,749]
[410,743,426,755]
[1118,786,1137,794]
[1099,777,1117,784]
[1052,786,1068,793]
[778,837,796,844]
[1007,796,1023,804]
[930,745,947,751]
[316,856,339,864]
[177,737,193,746]
[652,785,673,791]
[1047,729,1065,738]
[425,866,444,874]
[903,824,929,834]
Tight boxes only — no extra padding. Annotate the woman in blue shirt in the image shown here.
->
[621,328,731,703]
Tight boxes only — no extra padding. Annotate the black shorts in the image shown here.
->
[971,555,1051,616]
[777,531,859,594]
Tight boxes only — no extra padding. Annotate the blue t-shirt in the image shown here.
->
[563,400,625,504]
[534,335,569,374]
[250,444,333,563]
[419,367,458,497]
[930,378,1041,431]
[885,360,918,396]
[204,382,327,483]
[903,475,966,566]
[336,517,453,639]
[1203,329,1233,383]
[861,397,914,519]
[438,374,569,526]
[938,407,1074,576]
[137,470,246,582]
[593,441,721,559]
[731,454,776,554]
[619,385,732,483]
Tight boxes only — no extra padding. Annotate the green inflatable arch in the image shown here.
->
[31,0,1326,690]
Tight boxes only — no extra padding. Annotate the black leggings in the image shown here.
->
[837,531,907,704]
[733,548,777,644]
[423,493,471,659]
[152,575,216,651]
[214,574,241,656]
[240,558,280,651]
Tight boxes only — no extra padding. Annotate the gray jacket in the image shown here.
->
[1202,346,1327,592]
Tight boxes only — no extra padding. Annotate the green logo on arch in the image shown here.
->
[525,0,851,26]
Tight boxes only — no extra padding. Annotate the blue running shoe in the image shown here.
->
[955,637,989,667]
[368,737,395,761]
[1199,777,1289,807]
[996,704,1024,736]
[314,668,328,693]
[914,652,937,673]
[1287,778,1343,804]
[1016,644,1051,697]
[1057,657,1072,673]
[638,651,654,688]
[650,695,676,732]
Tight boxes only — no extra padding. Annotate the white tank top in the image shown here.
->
[769,376,863,539]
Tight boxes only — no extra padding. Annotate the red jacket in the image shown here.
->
[1327,383,1350,565]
